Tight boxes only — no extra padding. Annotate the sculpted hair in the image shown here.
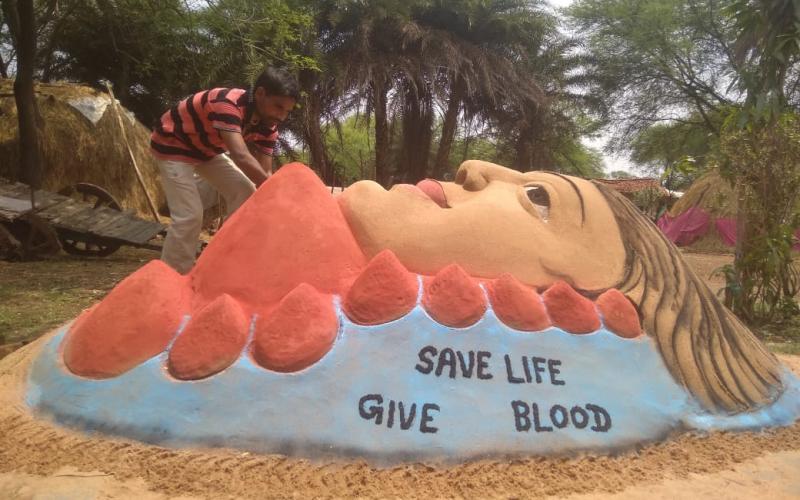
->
[592,182,784,414]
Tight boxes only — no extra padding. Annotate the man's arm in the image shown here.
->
[256,150,273,177]
[219,130,270,186]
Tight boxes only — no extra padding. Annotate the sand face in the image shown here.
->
[0,328,799,499]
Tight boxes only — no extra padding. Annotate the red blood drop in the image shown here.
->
[343,249,418,325]
[542,281,600,334]
[251,283,338,372]
[596,289,642,339]
[422,264,486,327]
[63,260,190,378]
[488,273,551,331]
[168,294,250,380]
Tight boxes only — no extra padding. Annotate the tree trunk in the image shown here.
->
[307,93,330,184]
[115,56,131,105]
[299,70,331,184]
[399,82,433,183]
[731,180,750,318]
[372,77,390,186]
[0,51,7,78]
[432,76,465,180]
[5,0,42,192]
[513,126,534,171]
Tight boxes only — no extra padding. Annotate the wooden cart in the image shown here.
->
[0,178,165,259]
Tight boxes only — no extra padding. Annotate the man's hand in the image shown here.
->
[220,130,270,187]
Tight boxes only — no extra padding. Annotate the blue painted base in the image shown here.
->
[26,306,800,464]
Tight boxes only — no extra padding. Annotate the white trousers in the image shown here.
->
[157,154,255,274]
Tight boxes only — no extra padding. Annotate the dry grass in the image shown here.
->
[0,79,164,218]
[669,168,735,218]
[0,247,157,357]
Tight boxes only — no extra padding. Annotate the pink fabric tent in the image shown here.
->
[715,218,800,250]
[657,210,800,250]
[656,207,710,246]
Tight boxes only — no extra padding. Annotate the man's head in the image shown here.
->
[253,67,299,127]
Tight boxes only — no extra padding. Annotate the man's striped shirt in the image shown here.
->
[150,88,278,164]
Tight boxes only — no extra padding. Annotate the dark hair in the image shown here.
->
[592,181,783,414]
[254,67,300,100]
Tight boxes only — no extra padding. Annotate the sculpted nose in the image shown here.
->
[455,161,489,191]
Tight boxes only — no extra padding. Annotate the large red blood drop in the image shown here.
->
[190,163,367,315]
[63,260,190,378]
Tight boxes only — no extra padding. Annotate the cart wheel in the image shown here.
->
[57,183,123,257]
[18,213,61,259]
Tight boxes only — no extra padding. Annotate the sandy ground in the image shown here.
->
[0,330,797,499]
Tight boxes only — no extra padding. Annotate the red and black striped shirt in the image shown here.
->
[150,88,278,164]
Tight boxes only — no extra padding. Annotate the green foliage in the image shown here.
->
[551,139,606,178]
[567,0,737,145]
[630,187,666,220]
[324,115,375,185]
[195,0,316,86]
[41,0,205,123]
[717,110,800,323]
[727,0,800,124]
[659,154,702,192]
[630,119,717,189]
[33,0,314,124]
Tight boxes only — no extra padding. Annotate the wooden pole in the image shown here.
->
[103,81,161,222]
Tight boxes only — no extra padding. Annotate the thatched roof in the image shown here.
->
[0,79,163,218]
[593,177,670,197]
[668,168,735,218]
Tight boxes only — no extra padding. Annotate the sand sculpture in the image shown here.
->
[25,161,800,463]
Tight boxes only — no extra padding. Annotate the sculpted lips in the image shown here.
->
[416,179,448,208]
[390,179,449,208]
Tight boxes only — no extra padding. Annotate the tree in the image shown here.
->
[717,0,800,322]
[728,0,800,121]
[1,0,42,191]
[37,0,313,125]
[324,114,375,186]
[568,0,739,146]
[570,0,800,322]
[629,118,716,189]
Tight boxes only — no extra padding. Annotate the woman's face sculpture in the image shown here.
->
[338,160,627,291]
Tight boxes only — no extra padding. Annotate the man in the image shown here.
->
[151,67,299,273]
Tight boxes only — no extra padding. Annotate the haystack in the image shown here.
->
[668,168,735,218]
[0,79,163,218]
[656,168,735,251]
